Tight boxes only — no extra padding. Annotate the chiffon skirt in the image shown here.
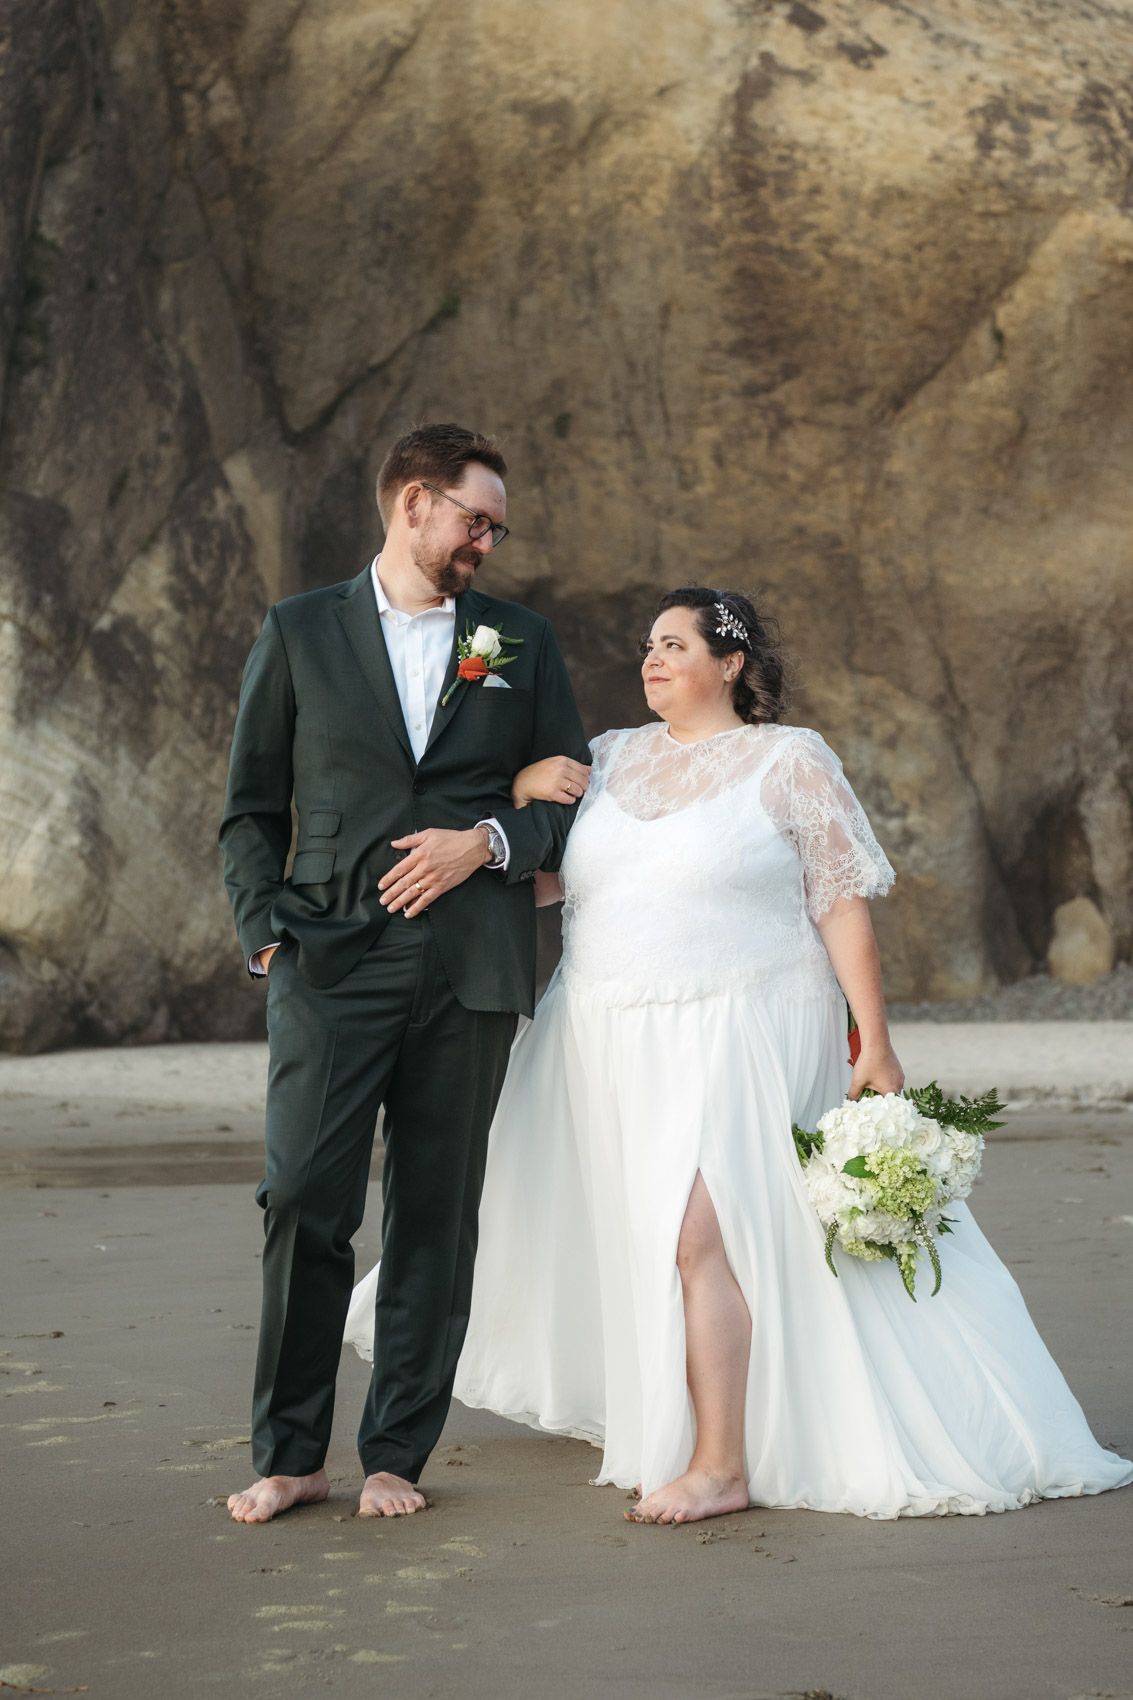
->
[345,973,1133,1517]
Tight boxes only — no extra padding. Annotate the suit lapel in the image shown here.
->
[335,568,415,764]
[422,588,490,760]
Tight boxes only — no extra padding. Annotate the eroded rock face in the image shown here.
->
[2,0,1131,1048]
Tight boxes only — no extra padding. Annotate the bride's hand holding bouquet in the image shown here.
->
[849,1035,905,1100]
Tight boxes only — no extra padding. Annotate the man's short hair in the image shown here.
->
[376,423,508,527]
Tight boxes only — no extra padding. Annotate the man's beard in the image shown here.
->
[415,537,480,597]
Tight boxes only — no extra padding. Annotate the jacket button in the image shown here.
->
[412,780,427,796]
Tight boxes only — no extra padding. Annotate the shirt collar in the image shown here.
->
[371,557,455,621]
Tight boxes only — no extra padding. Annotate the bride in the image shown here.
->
[347,586,1132,1524]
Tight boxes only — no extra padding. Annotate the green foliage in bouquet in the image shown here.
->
[901,1082,1006,1137]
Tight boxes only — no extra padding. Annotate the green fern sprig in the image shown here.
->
[903,1082,1006,1136]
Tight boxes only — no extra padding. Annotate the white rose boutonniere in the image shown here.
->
[470,625,503,661]
[441,620,524,705]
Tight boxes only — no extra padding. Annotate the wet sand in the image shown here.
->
[2,1041,1132,1700]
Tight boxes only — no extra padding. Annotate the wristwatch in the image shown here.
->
[481,822,506,868]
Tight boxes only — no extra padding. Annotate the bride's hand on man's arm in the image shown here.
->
[511,755,591,809]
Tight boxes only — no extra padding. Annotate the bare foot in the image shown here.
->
[625,1467,749,1526]
[227,1467,330,1524]
[358,1471,428,1518]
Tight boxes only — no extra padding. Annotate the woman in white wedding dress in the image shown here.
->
[347,587,1132,1524]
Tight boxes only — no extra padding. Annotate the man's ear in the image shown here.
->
[402,482,423,528]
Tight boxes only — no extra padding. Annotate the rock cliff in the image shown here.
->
[2,0,1131,1048]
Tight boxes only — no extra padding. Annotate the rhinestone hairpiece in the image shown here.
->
[714,601,749,649]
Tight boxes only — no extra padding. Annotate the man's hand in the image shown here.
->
[254,944,280,975]
[379,828,490,917]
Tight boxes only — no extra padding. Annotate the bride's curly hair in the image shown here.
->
[649,587,792,725]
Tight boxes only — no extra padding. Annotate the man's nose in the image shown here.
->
[473,530,496,554]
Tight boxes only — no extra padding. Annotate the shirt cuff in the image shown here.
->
[475,817,510,873]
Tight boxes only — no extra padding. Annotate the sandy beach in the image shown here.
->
[2,1029,1132,1700]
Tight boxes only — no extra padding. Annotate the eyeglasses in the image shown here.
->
[421,483,509,549]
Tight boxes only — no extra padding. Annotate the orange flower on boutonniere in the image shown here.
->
[441,622,524,705]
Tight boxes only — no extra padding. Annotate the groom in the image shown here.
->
[219,423,588,1522]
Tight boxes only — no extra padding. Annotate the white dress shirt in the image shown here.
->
[249,558,508,972]
[371,560,457,761]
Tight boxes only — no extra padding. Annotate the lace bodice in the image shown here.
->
[558,722,895,1006]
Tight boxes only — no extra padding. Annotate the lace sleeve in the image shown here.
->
[585,728,632,790]
[587,729,619,768]
[761,730,895,922]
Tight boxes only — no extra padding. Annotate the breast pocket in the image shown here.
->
[463,684,533,727]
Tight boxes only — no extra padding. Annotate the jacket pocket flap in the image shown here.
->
[291,849,336,884]
[306,809,341,837]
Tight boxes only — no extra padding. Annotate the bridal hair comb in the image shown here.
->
[714,601,750,649]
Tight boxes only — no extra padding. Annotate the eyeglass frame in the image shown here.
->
[419,482,509,549]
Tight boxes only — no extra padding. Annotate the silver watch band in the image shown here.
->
[483,822,506,866]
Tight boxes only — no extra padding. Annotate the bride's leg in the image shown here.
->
[627,1173,751,1526]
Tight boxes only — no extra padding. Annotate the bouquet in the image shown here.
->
[792,1084,1005,1300]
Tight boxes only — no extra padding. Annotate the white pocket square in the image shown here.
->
[482,675,512,689]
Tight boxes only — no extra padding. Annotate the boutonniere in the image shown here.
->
[441,622,523,706]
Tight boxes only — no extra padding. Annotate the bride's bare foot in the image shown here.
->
[625,1468,749,1526]
[227,1467,330,1524]
[358,1471,427,1518]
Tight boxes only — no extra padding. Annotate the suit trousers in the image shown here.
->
[253,913,518,1480]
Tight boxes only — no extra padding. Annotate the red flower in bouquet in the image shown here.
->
[457,654,490,682]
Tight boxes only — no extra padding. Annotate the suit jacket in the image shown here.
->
[218,567,589,1016]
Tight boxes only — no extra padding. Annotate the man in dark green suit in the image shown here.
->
[220,424,588,1523]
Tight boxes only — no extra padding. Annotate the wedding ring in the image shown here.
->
[414,880,423,891]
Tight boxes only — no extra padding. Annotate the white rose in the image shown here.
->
[469,624,503,661]
[909,1119,944,1159]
